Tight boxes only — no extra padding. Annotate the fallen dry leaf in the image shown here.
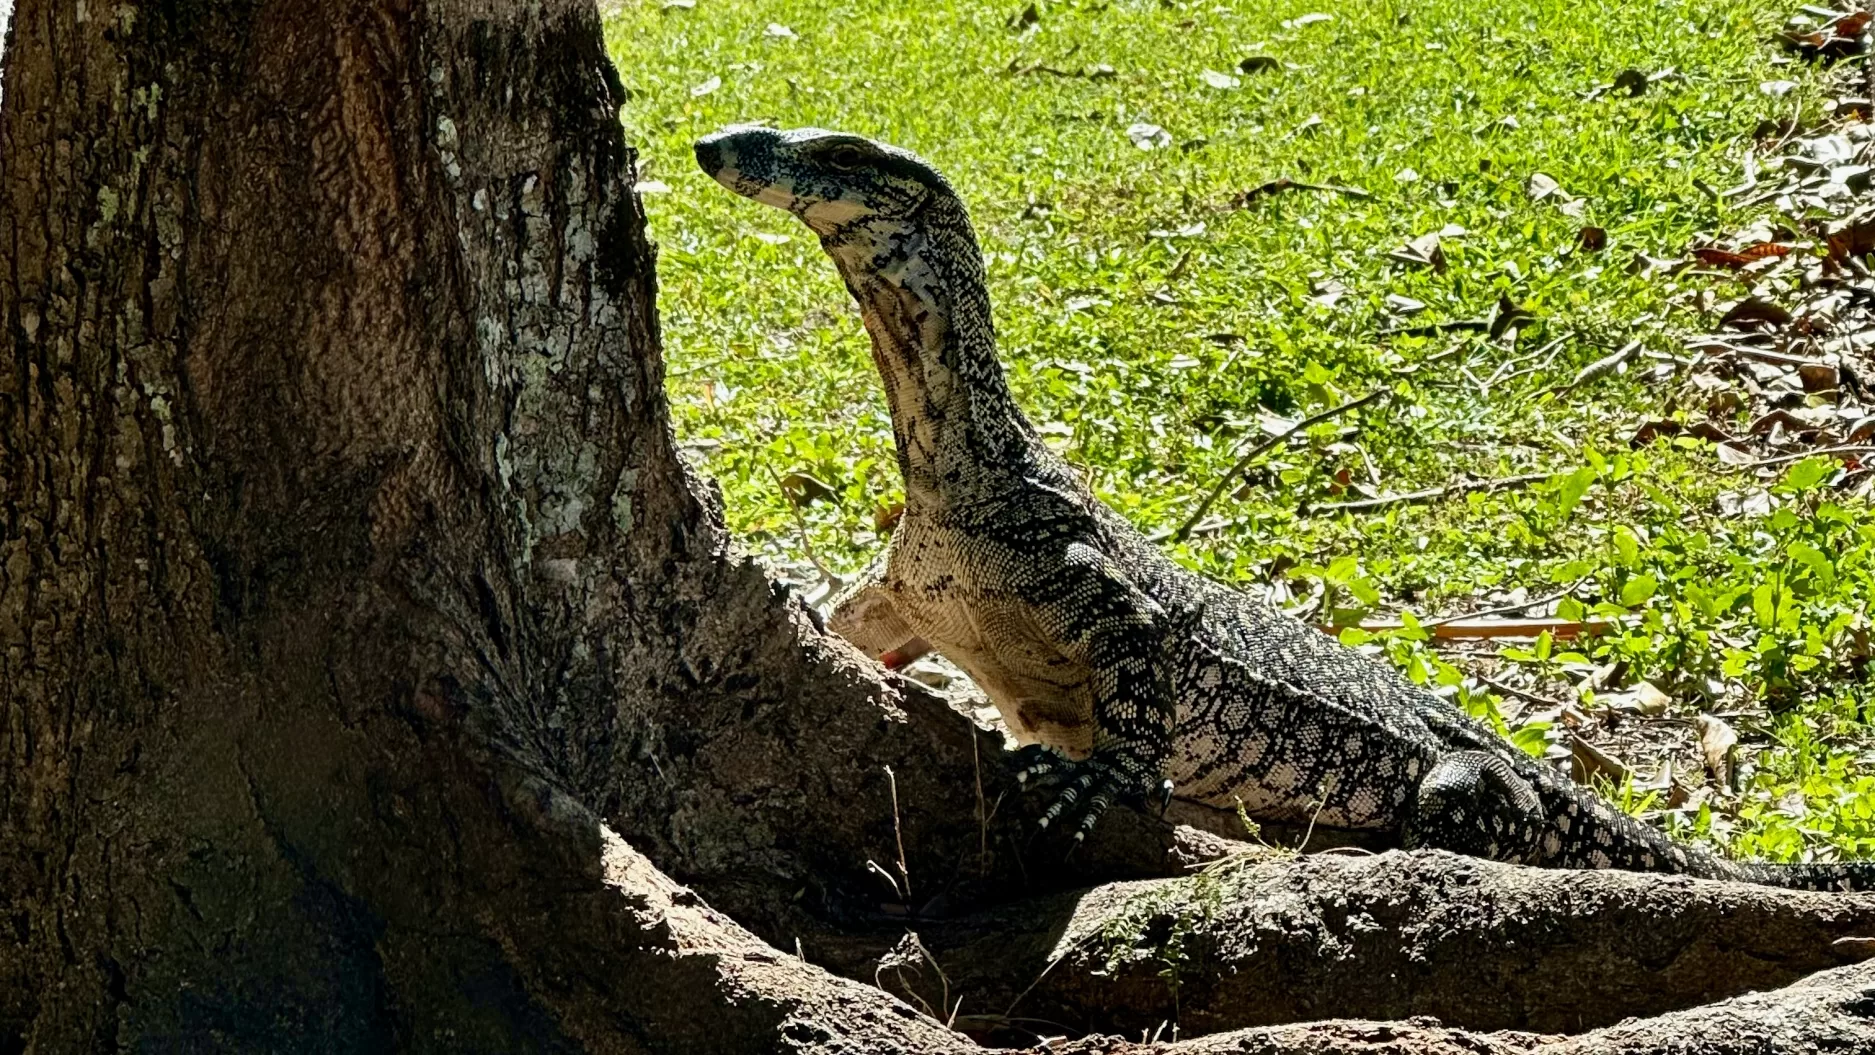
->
[1687,421,1737,443]
[1748,408,1813,435]
[1781,9,1871,60]
[1717,488,1775,517]
[1387,232,1446,271]
[779,472,837,507]
[1287,114,1324,138]
[1125,122,1171,150]
[1630,419,1681,446]
[1690,246,1790,271]
[1719,297,1795,330]
[1602,680,1671,716]
[1695,714,1739,788]
[1568,734,1630,788]
[1488,293,1536,339]
[1798,361,1841,392]
[1824,215,1875,262]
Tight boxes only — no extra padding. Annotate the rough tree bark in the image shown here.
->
[0,1,1870,1053]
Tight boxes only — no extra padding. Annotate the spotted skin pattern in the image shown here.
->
[696,126,1875,889]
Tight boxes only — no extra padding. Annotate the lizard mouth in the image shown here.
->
[694,128,799,212]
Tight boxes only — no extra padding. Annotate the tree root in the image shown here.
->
[844,848,1875,1042]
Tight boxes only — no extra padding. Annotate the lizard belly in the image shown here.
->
[883,525,1096,755]
[903,595,1096,755]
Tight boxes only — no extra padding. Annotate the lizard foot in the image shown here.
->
[1403,751,1544,863]
[1011,746,1162,842]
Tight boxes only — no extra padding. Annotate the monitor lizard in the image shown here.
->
[695,125,1873,890]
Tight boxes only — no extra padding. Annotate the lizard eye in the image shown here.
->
[825,144,868,171]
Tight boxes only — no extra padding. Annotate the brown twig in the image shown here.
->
[1236,176,1373,206]
[1376,318,1490,338]
[885,764,911,903]
[1551,339,1642,395]
[1311,470,1553,514]
[764,463,839,589]
[1471,671,1570,709]
[1174,390,1388,542]
[1420,578,1589,628]
[1732,444,1875,470]
[1349,617,1610,639]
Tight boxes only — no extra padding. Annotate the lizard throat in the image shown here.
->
[823,212,1032,502]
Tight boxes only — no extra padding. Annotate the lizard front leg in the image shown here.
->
[997,541,1175,841]
[826,548,930,668]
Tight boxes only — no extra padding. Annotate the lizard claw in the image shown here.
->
[1149,778,1175,819]
[1009,743,1070,788]
[1014,749,1159,844]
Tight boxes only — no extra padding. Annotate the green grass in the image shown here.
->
[605,0,1874,862]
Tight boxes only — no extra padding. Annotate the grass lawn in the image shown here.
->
[604,0,1875,863]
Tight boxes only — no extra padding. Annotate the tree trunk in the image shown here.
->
[0,0,1215,1047]
[1,1,1871,1053]
[0,0,947,1048]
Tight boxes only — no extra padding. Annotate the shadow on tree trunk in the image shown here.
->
[1,1,1871,1052]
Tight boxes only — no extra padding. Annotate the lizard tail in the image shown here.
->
[1718,859,1875,892]
[1524,770,1875,892]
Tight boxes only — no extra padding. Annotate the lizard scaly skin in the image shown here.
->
[696,126,1875,890]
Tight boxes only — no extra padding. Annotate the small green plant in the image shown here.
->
[1098,870,1229,1014]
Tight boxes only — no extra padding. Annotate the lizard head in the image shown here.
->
[693,125,952,239]
[696,125,1027,497]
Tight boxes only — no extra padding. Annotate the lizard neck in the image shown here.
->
[822,198,1033,505]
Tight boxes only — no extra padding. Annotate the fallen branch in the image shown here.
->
[1471,670,1571,708]
[1483,334,1570,389]
[1311,470,1553,514]
[1388,343,1468,375]
[1685,337,1834,370]
[851,849,1875,1046]
[1174,390,1388,542]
